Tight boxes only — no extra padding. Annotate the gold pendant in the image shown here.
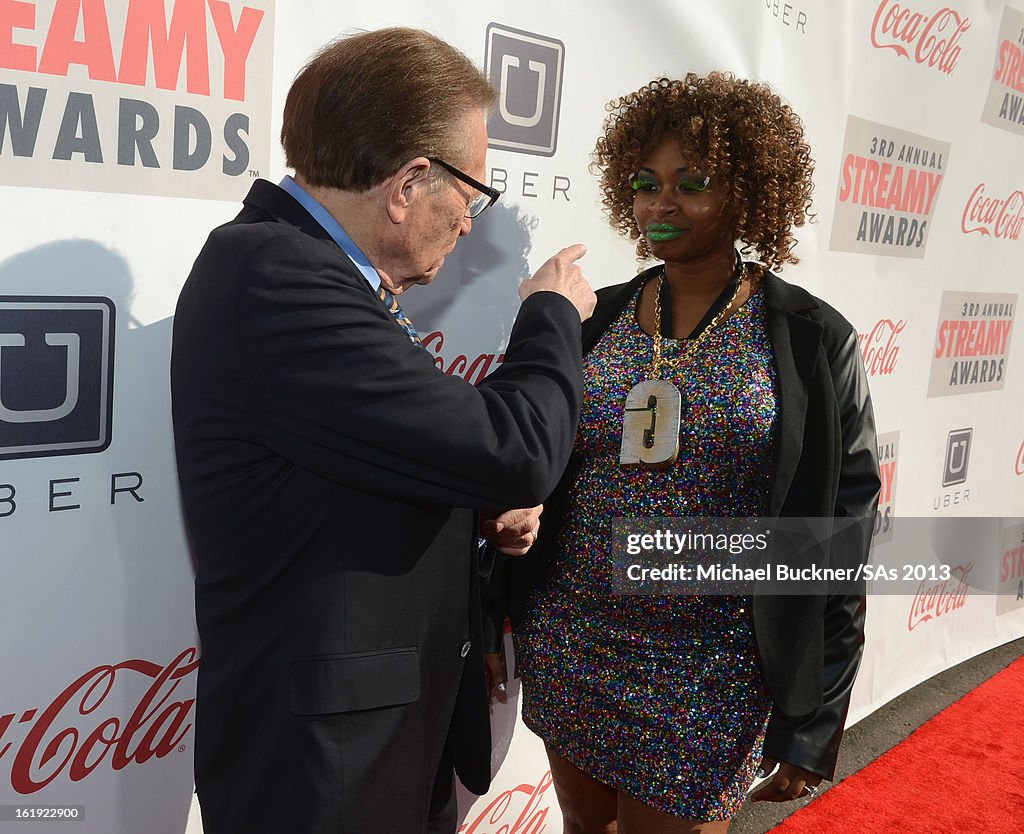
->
[619,380,681,469]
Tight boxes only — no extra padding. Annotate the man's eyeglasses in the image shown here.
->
[428,158,500,219]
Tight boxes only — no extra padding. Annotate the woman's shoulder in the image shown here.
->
[594,264,661,303]
[583,265,662,351]
[761,270,857,340]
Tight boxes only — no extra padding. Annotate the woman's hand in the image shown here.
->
[749,757,823,802]
[484,652,508,704]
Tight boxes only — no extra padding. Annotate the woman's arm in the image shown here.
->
[760,327,881,783]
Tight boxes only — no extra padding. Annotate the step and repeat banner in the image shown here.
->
[1,1,1022,831]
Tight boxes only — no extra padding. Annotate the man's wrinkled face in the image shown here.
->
[390,110,487,292]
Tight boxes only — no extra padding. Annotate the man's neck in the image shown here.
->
[293,174,390,268]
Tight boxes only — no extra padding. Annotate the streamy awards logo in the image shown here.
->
[927,291,1016,396]
[997,521,1024,615]
[874,431,899,543]
[982,6,1024,135]
[0,296,115,461]
[830,115,949,259]
[0,0,275,199]
[870,0,971,74]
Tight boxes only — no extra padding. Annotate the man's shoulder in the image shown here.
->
[179,201,367,324]
[195,204,358,286]
[198,179,335,257]
[203,211,313,260]
[184,221,312,301]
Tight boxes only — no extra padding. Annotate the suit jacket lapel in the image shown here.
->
[763,273,823,516]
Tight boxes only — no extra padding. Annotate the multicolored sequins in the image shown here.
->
[516,286,778,821]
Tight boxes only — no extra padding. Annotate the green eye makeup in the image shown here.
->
[678,174,711,192]
[630,176,657,191]
[629,173,711,193]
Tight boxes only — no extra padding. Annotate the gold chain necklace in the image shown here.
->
[619,263,747,469]
[650,264,746,378]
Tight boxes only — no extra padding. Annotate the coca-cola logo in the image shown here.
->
[870,0,971,74]
[423,331,505,386]
[858,318,906,376]
[961,183,1024,241]
[459,770,554,834]
[1015,440,1024,476]
[0,649,198,794]
[907,563,972,630]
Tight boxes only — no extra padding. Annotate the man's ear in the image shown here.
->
[384,157,432,223]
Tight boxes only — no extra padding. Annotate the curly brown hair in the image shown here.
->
[592,73,814,270]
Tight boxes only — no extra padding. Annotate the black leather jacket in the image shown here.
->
[490,265,881,780]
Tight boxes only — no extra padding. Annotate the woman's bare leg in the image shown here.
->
[545,746,618,834]
[618,792,732,834]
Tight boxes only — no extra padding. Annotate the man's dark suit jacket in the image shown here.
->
[170,180,583,834]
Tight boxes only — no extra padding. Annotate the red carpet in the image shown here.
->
[770,656,1024,833]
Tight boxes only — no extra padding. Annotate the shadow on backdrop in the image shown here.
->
[0,240,195,834]
[401,201,538,349]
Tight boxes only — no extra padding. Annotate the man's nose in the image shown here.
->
[460,215,473,236]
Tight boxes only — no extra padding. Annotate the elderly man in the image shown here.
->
[170,27,594,834]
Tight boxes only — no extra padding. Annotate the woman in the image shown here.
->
[503,73,881,833]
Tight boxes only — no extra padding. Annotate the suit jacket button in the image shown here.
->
[460,640,472,658]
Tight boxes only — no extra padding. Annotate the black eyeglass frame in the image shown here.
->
[428,157,500,218]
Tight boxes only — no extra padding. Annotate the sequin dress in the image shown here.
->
[515,285,778,821]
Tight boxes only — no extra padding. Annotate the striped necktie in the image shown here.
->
[376,284,421,345]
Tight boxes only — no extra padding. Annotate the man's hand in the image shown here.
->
[518,244,596,321]
[480,505,543,557]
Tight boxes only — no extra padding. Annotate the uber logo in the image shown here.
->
[484,23,564,157]
[0,297,115,461]
[942,428,973,487]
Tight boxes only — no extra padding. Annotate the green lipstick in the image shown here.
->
[647,223,684,242]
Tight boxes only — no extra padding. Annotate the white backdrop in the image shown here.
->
[1,2,1023,832]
